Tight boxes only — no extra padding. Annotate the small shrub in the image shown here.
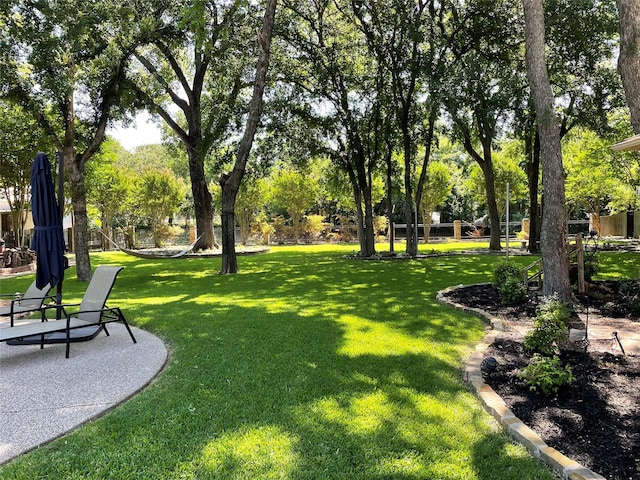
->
[373,216,387,235]
[500,277,527,305]
[271,216,292,242]
[334,215,357,242]
[303,215,327,240]
[519,354,575,395]
[153,224,183,247]
[492,260,521,287]
[492,260,526,305]
[524,294,572,355]
[250,214,274,244]
[620,279,640,315]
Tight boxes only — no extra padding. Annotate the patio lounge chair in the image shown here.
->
[0,266,137,358]
[0,280,53,326]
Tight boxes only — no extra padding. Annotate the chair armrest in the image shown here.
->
[2,296,58,326]
[66,306,124,322]
[0,292,20,298]
[0,294,57,305]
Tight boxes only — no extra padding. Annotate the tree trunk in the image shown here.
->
[415,109,437,246]
[187,147,217,250]
[452,115,502,251]
[481,156,503,252]
[590,210,602,236]
[358,163,376,257]
[525,129,541,253]
[421,207,433,243]
[403,130,417,257]
[616,0,640,134]
[67,150,92,281]
[219,0,277,274]
[404,188,416,256]
[353,185,366,253]
[346,159,375,257]
[61,76,90,281]
[362,181,376,256]
[385,140,395,252]
[219,208,237,273]
[523,0,571,300]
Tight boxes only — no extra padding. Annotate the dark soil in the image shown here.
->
[443,282,640,480]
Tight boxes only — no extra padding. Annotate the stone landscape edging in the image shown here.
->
[436,284,607,480]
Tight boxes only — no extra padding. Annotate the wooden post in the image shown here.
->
[576,233,585,295]
[454,220,461,240]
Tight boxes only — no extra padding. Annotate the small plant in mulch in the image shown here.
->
[492,260,527,305]
[519,354,576,395]
[520,294,576,394]
[524,294,573,356]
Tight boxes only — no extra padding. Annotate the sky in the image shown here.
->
[106,111,163,151]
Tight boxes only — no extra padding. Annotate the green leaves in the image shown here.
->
[520,354,575,395]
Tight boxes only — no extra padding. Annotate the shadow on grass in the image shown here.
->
[0,248,555,479]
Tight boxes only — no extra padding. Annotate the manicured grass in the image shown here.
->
[594,251,640,279]
[0,243,564,479]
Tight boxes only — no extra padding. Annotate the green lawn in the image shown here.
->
[0,241,591,479]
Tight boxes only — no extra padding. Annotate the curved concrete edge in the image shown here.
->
[436,284,607,480]
[0,324,169,466]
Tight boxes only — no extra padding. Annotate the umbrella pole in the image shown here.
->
[56,151,65,319]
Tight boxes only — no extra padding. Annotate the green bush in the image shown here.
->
[500,277,527,305]
[153,224,184,247]
[524,294,572,356]
[620,279,640,315]
[519,354,575,395]
[492,260,526,305]
[373,216,387,235]
[492,260,521,287]
[303,215,328,240]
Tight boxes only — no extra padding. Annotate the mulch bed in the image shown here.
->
[443,282,640,480]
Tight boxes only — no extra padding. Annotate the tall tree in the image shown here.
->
[126,1,260,251]
[352,0,442,257]
[522,0,571,300]
[616,0,640,134]
[219,0,277,274]
[278,0,382,257]
[0,1,143,280]
[445,0,526,251]
[519,0,621,253]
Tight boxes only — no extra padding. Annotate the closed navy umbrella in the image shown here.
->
[31,152,66,291]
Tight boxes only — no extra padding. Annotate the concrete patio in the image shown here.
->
[0,322,168,465]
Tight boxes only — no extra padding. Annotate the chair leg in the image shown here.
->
[65,330,70,358]
[122,320,137,344]
[113,308,137,343]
